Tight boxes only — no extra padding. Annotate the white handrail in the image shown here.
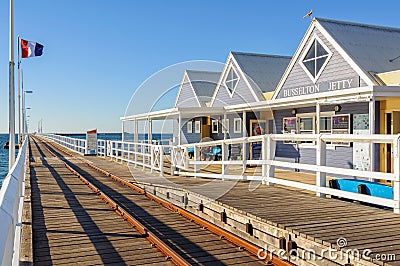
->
[41,133,400,213]
[0,136,28,266]
[42,134,86,154]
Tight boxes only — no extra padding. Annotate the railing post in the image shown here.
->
[222,142,228,176]
[194,145,200,174]
[393,136,400,213]
[316,134,327,197]
[183,147,189,170]
[159,146,164,176]
[127,143,131,165]
[142,143,145,170]
[134,142,138,167]
[262,135,267,184]
[170,147,175,176]
[266,134,275,186]
[242,138,247,173]
[150,145,154,173]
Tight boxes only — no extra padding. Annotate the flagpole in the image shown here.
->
[18,35,21,144]
[8,0,16,169]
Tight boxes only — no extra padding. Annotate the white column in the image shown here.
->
[316,102,320,134]
[316,134,327,197]
[223,113,227,140]
[369,97,376,175]
[121,121,125,142]
[178,113,182,145]
[393,137,400,213]
[242,111,247,172]
[134,119,138,167]
[148,119,152,144]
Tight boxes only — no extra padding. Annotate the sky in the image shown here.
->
[0,0,400,133]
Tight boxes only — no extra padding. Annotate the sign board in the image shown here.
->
[250,120,266,159]
[353,114,370,172]
[85,129,98,155]
[278,76,360,98]
[332,114,350,133]
[283,117,297,134]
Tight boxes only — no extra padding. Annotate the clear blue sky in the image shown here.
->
[0,0,399,133]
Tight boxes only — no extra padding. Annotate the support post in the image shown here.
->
[194,145,200,174]
[121,121,125,142]
[266,134,275,186]
[316,102,320,134]
[178,114,182,145]
[369,98,376,176]
[262,134,267,184]
[150,145,154,173]
[148,119,152,144]
[242,111,247,173]
[223,113,227,140]
[134,119,138,167]
[159,146,164,176]
[222,141,228,176]
[316,134,327,197]
[393,137,400,213]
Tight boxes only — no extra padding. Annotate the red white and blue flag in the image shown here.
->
[20,39,44,58]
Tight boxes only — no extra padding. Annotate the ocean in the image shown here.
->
[0,133,172,189]
[0,134,17,189]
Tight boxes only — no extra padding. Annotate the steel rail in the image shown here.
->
[35,137,190,266]
[39,136,294,266]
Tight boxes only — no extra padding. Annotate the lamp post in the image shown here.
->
[23,90,33,136]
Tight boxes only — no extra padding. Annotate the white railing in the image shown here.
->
[0,137,28,266]
[42,134,86,154]
[97,139,107,156]
[41,133,400,213]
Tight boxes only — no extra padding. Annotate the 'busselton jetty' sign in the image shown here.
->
[280,76,360,98]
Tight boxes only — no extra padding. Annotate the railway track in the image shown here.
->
[29,136,290,265]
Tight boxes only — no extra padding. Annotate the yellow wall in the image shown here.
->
[379,98,400,172]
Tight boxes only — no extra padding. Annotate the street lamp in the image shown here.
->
[23,90,33,136]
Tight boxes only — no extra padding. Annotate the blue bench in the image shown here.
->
[329,179,393,200]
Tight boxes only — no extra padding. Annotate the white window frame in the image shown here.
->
[223,63,240,97]
[187,121,193,133]
[299,34,333,83]
[194,121,201,133]
[211,120,219,133]
[222,119,229,133]
[233,118,242,133]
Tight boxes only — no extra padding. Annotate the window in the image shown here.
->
[320,116,331,133]
[234,118,242,133]
[222,119,229,133]
[299,117,314,134]
[195,121,201,133]
[211,120,218,133]
[300,36,332,82]
[224,66,239,95]
[187,121,193,133]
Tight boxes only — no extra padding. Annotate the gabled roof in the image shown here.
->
[174,70,221,108]
[316,17,400,82]
[186,70,220,103]
[231,52,291,94]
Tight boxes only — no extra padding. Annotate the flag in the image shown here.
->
[20,39,44,58]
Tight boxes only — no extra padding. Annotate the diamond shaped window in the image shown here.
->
[301,39,330,81]
[225,67,239,95]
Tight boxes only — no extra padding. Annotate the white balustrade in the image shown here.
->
[40,133,400,213]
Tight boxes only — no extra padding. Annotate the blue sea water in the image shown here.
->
[0,134,17,189]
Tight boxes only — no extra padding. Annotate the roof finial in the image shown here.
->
[303,9,313,20]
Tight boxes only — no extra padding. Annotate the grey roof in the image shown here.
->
[186,70,221,106]
[231,52,291,97]
[317,18,400,82]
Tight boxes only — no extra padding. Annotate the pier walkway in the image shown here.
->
[29,135,400,266]
[22,136,269,265]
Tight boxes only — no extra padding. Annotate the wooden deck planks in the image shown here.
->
[86,154,400,265]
